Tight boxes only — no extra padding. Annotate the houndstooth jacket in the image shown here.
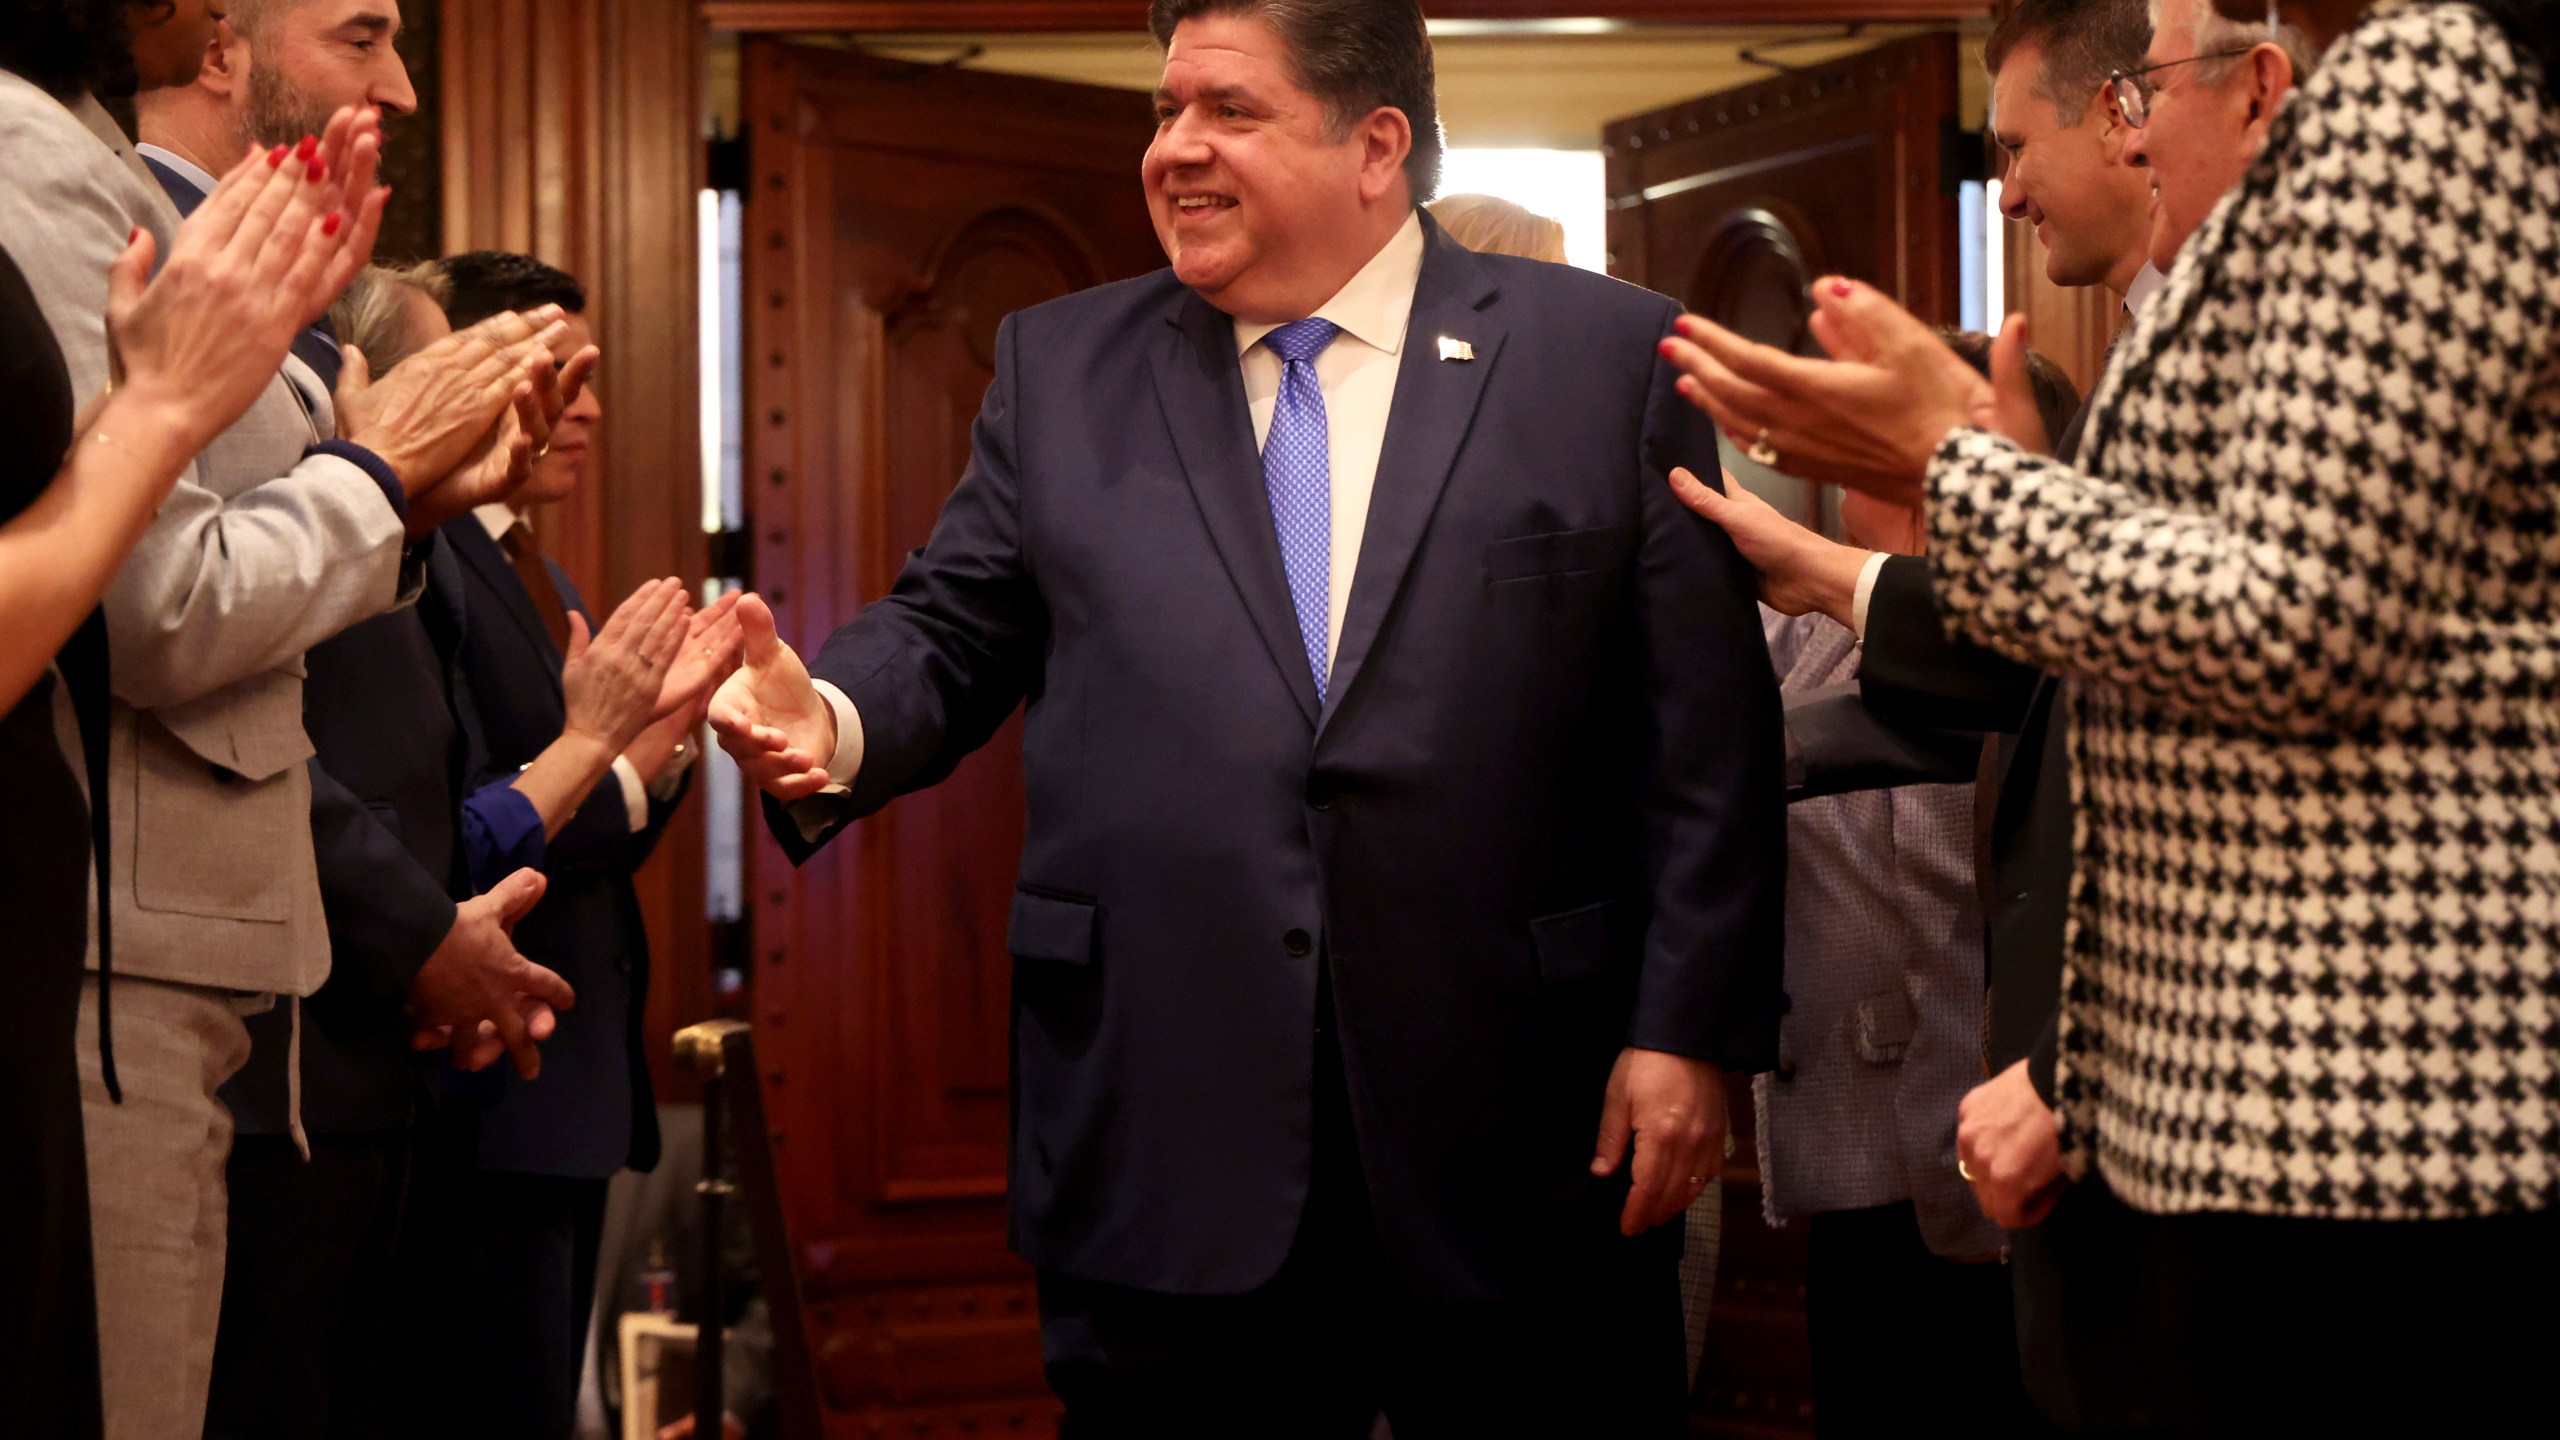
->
[1924,3,2560,1221]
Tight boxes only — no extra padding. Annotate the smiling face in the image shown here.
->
[1990,40,2154,296]
[2121,0,2276,270]
[1142,14,1412,323]
[129,0,229,89]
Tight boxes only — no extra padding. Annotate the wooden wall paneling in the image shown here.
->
[441,0,714,1100]
[704,1,1994,30]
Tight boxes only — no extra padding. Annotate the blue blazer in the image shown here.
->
[440,518,680,1178]
[778,217,1786,1303]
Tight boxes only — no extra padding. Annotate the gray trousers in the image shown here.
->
[75,975,253,1440]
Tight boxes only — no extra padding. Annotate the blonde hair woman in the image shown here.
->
[1427,192,1567,264]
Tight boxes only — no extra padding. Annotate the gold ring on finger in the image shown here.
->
[1745,425,1780,468]
[1958,1158,1975,1181]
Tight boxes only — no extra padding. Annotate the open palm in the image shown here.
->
[707,593,837,800]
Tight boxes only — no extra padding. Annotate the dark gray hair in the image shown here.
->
[1147,0,1443,202]
[1985,0,2154,127]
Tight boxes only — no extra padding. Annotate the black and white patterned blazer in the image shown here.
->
[1924,3,2560,1221]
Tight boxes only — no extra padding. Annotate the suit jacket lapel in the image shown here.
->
[447,519,566,688]
[1153,290,1323,728]
[1320,227,1504,733]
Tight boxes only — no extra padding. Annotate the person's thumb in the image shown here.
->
[738,591,785,667]
[1988,314,2053,454]
[488,866,548,928]
[1667,466,1732,520]
[1591,1075,1635,1176]
[106,226,156,319]
[336,343,372,402]
[564,610,591,666]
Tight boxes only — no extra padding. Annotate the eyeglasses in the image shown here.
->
[2108,49,2254,128]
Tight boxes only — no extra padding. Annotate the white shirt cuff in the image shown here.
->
[611,755,649,833]
[783,681,869,844]
[812,679,866,790]
[1850,550,1892,641]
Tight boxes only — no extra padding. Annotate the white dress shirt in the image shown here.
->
[474,503,690,830]
[809,212,1429,788]
[1847,264,2171,638]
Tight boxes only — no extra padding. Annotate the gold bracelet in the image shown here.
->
[88,430,142,461]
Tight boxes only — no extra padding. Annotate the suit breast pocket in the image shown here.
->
[1484,526,1620,586]
[132,718,315,923]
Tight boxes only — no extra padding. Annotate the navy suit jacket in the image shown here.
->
[776,217,1787,1303]
[441,517,676,1178]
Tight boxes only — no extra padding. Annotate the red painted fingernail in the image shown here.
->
[267,143,289,168]
[322,211,344,237]
[127,226,140,244]
[308,159,327,184]
[295,135,319,162]
[1832,279,1854,297]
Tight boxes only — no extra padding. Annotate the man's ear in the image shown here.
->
[197,23,248,97]
[1355,105,1416,206]
[2242,41,2296,129]
[2095,81,2136,162]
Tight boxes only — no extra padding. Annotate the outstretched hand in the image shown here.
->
[706,593,837,801]
[1667,466,1873,626]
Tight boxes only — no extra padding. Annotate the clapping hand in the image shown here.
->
[337,305,578,537]
[101,118,381,462]
[1659,279,2014,507]
[706,593,838,801]
[564,578,694,756]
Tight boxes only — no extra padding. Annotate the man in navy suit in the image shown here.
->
[392,253,740,1439]
[713,2,1783,1431]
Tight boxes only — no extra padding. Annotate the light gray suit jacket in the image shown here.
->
[1755,608,2002,1259]
[0,72,418,996]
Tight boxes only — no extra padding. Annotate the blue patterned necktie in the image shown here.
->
[1259,317,1339,703]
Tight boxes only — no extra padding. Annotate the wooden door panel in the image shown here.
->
[1605,35,1961,1438]
[744,38,1163,1433]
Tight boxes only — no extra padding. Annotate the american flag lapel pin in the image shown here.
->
[1437,335,1475,363]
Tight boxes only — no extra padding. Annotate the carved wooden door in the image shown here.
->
[740,39,1162,1436]
[1607,32,1963,539]
[1604,34,1964,1438]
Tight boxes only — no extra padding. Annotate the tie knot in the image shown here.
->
[503,521,539,561]
[1263,317,1339,365]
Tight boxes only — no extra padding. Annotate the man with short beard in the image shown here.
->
[135,0,415,391]
[132,9,605,1440]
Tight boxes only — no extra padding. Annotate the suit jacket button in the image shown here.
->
[1282,929,1312,957]
[1307,782,1334,812]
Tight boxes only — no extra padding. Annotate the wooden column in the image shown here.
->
[440,0,716,1097]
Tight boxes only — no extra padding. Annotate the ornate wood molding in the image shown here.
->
[704,0,1993,32]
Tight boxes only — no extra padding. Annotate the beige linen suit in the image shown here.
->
[0,72,419,1440]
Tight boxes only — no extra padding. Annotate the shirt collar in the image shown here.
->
[2123,262,2167,317]
[1233,210,1426,361]
[135,142,218,198]
[475,503,524,543]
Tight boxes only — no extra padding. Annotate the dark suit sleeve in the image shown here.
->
[772,314,1047,862]
[306,759,456,1019]
[1857,555,2044,734]
[1784,682,1983,801]
[1626,310,1789,1070]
